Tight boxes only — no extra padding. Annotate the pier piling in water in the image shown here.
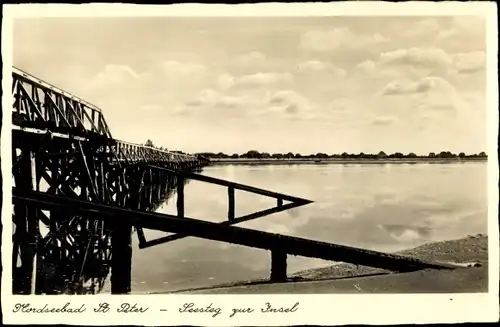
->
[228,186,235,222]
[111,223,133,294]
[271,250,288,282]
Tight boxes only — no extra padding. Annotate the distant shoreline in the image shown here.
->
[208,157,487,165]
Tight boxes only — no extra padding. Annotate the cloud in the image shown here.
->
[356,60,376,73]
[215,95,249,109]
[236,72,293,87]
[370,46,486,78]
[92,64,144,87]
[265,90,323,121]
[451,51,486,74]
[297,60,346,77]
[181,87,320,122]
[179,87,273,119]
[216,72,294,91]
[413,92,459,113]
[216,73,236,90]
[270,90,309,107]
[379,47,452,69]
[355,48,451,80]
[159,60,207,77]
[328,98,352,112]
[405,18,441,39]
[185,88,220,107]
[180,73,325,122]
[213,72,294,93]
[86,61,211,107]
[300,27,389,52]
[437,16,485,51]
[382,76,455,96]
[84,64,157,109]
[377,76,462,128]
[234,51,267,68]
[382,79,422,95]
[395,17,485,53]
[269,90,309,110]
[372,116,397,126]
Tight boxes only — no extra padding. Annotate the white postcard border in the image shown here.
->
[1,2,499,326]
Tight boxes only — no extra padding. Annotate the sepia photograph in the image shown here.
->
[1,2,499,325]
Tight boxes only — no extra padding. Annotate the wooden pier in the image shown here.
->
[11,67,207,294]
[10,67,455,295]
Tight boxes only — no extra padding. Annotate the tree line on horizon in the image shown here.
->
[194,150,488,160]
[143,140,487,160]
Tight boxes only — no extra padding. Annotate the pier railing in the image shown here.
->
[114,141,201,164]
[12,66,111,137]
[12,66,202,165]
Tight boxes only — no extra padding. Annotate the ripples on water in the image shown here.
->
[115,162,487,293]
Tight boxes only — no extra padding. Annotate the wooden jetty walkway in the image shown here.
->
[10,67,455,295]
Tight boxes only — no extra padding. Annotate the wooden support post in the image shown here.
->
[110,166,143,294]
[29,151,39,294]
[99,160,106,202]
[228,187,235,222]
[270,249,287,282]
[142,172,149,207]
[110,168,137,294]
[110,222,133,294]
[161,176,168,199]
[136,169,145,211]
[29,151,45,295]
[148,169,153,204]
[156,171,161,203]
[12,148,39,295]
[177,177,184,218]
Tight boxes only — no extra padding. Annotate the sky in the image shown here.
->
[12,16,488,155]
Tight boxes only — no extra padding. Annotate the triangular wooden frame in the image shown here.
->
[135,164,313,249]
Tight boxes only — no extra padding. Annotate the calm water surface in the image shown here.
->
[118,162,487,293]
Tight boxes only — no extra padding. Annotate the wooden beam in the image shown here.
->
[79,104,100,133]
[228,187,235,222]
[139,202,304,248]
[176,177,184,218]
[65,101,87,131]
[18,83,46,122]
[13,190,455,273]
[143,164,312,204]
[44,92,74,128]
[76,143,100,202]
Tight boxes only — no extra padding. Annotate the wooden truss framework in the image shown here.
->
[11,67,206,295]
[12,66,111,138]
[12,129,205,295]
[10,66,312,294]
